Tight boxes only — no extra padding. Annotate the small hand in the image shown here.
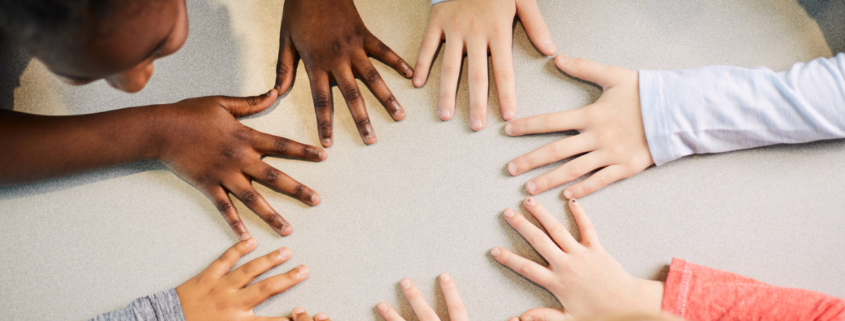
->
[377,274,469,321]
[176,238,310,321]
[506,56,653,199]
[414,0,557,131]
[156,90,326,240]
[492,198,663,321]
[291,307,334,321]
[275,0,414,147]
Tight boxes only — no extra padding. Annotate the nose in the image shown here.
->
[106,61,155,93]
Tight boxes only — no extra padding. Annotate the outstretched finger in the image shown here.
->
[490,246,555,286]
[400,279,440,321]
[520,307,568,321]
[313,314,332,321]
[526,151,611,195]
[507,134,594,176]
[413,23,443,88]
[562,164,630,200]
[252,132,326,162]
[307,71,334,147]
[292,307,314,321]
[275,36,299,95]
[439,274,469,321]
[504,109,587,136]
[554,55,620,89]
[523,197,579,252]
[218,89,280,118]
[334,67,377,145]
[366,35,413,79]
[567,199,599,246]
[242,265,309,307]
[202,238,257,278]
[467,41,489,131]
[515,0,557,55]
[353,55,405,121]
[376,302,406,321]
[438,35,464,121]
[226,247,292,288]
[491,38,516,121]
[224,178,292,236]
[502,208,565,264]
[243,162,320,206]
[206,186,250,241]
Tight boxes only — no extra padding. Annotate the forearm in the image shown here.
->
[662,258,845,320]
[89,288,186,321]
[0,106,165,185]
[640,53,845,165]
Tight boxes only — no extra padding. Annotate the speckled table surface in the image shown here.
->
[1,0,844,320]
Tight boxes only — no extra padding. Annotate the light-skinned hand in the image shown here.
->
[506,55,653,199]
[275,0,414,147]
[176,238,321,321]
[493,198,664,321]
[377,273,469,321]
[414,0,557,131]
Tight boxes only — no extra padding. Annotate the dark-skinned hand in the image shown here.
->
[156,89,326,239]
[274,0,414,147]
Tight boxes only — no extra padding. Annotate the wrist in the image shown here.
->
[136,104,173,161]
[626,277,665,316]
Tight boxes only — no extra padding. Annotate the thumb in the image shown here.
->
[521,307,568,321]
[219,89,279,118]
[516,0,557,55]
[554,55,619,89]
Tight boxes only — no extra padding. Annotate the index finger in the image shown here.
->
[505,109,587,136]
[439,274,469,321]
[252,133,326,162]
[515,0,557,55]
[377,302,407,321]
[400,279,441,321]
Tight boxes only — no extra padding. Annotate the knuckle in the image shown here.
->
[568,164,582,178]
[549,223,567,237]
[294,184,306,198]
[528,234,546,246]
[232,127,252,141]
[263,167,280,183]
[385,95,397,105]
[534,23,549,36]
[216,201,234,214]
[277,62,290,75]
[241,190,259,205]
[220,148,238,159]
[355,117,371,128]
[364,68,381,84]
[318,120,333,132]
[343,86,362,101]
[259,281,279,294]
[246,96,258,107]
[517,263,532,277]
[314,93,332,109]
[377,41,390,56]
[239,263,256,276]
[274,137,289,153]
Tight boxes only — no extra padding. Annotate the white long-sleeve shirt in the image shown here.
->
[639,53,845,166]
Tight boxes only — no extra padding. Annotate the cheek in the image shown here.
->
[106,62,155,93]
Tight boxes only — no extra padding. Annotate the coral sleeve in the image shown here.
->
[662,258,845,321]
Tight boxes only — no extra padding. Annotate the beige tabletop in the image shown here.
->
[1,0,844,320]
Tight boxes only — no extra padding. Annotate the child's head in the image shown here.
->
[0,0,189,93]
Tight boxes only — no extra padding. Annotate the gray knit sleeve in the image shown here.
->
[89,288,186,321]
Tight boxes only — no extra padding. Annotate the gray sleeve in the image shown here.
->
[89,288,186,321]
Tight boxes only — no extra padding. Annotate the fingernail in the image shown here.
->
[246,238,256,246]
[503,208,515,218]
[297,265,310,279]
[292,307,304,315]
[471,120,483,131]
[507,162,517,176]
[322,138,332,145]
[400,279,411,289]
[504,123,513,135]
[378,302,388,312]
[440,273,450,281]
[240,233,251,241]
[525,197,535,206]
[440,109,451,120]
[491,247,500,256]
[282,224,293,236]
[563,190,573,199]
[526,181,537,194]
[278,248,290,260]
[571,198,578,205]
[503,110,515,120]
[315,314,328,321]
[311,193,319,204]
[558,54,569,64]
[544,40,557,55]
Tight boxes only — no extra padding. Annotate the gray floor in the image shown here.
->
[1,0,844,320]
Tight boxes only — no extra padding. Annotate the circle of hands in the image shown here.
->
[162,0,660,320]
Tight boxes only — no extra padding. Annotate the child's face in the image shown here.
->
[42,0,189,93]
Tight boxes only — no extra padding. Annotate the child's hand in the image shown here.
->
[376,273,469,321]
[155,90,326,240]
[176,238,315,321]
[506,56,653,199]
[274,0,414,147]
[493,198,664,320]
[414,0,556,131]
[291,307,334,321]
